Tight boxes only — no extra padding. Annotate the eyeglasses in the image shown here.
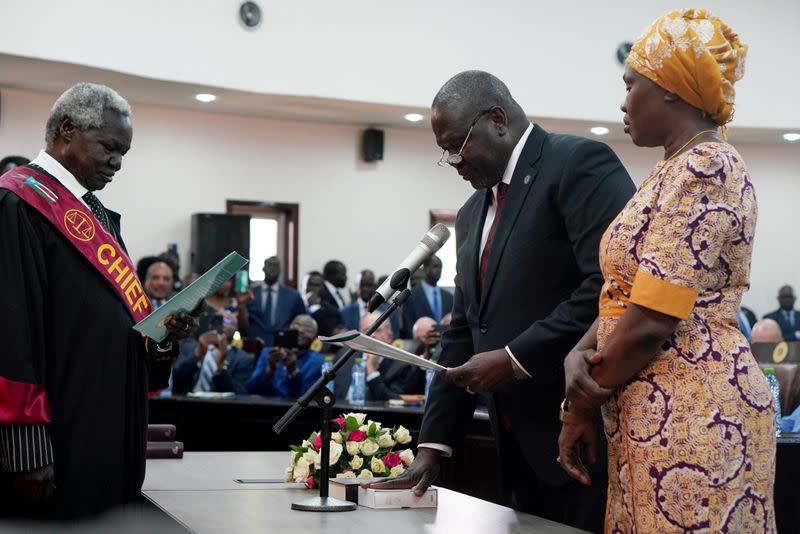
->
[437,108,494,167]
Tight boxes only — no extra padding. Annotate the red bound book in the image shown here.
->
[146,441,184,459]
[147,424,177,441]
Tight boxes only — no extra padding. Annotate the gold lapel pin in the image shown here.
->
[523,174,532,185]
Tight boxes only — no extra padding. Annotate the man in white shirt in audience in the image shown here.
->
[143,260,174,309]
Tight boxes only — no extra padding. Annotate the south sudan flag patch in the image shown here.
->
[24,176,58,204]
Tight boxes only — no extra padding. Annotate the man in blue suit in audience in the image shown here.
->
[340,269,401,338]
[246,315,323,398]
[401,255,453,337]
[242,256,306,346]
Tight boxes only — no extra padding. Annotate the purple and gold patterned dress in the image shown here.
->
[597,142,776,533]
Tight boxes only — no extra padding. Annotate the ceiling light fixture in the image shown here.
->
[404,113,424,123]
[195,93,217,103]
[783,132,800,142]
[590,126,610,136]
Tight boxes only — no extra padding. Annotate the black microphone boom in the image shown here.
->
[368,223,451,312]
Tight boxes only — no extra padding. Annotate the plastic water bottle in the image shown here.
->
[424,367,435,404]
[321,355,333,385]
[350,357,366,405]
[763,367,782,437]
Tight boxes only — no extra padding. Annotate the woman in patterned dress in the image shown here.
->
[557,9,776,533]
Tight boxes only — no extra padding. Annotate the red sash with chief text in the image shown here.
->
[0,167,152,323]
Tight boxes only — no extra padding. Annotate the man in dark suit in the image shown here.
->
[341,269,401,338]
[334,312,411,401]
[765,285,800,341]
[320,260,350,310]
[242,256,306,346]
[401,255,454,337]
[368,71,635,532]
[171,313,255,395]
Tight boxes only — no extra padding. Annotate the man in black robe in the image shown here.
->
[0,83,197,518]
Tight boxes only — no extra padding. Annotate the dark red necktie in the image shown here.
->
[479,182,508,289]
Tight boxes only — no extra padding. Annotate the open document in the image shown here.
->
[133,252,248,342]
[320,330,446,371]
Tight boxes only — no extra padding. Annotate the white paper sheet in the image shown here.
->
[320,330,445,371]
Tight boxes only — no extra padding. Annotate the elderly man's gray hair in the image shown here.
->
[45,83,131,144]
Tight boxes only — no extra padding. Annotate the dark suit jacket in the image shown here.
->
[400,285,454,338]
[420,125,635,487]
[340,301,401,339]
[245,283,306,346]
[333,349,411,401]
[764,309,800,341]
[170,340,255,395]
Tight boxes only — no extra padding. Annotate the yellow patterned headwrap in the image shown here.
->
[627,8,748,125]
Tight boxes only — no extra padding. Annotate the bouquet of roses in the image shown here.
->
[284,412,415,489]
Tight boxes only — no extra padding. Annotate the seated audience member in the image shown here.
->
[401,255,453,337]
[136,255,160,285]
[751,318,784,344]
[159,250,183,293]
[764,285,800,341]
[241,256,305,346]
[0,155,30,174]
[737,307,753,341]
[246,315,322,398]
[195,277,250,337]
[305,270,342,336]
[340,269,401,337]
[334,312,411,401]
[143,260,174,308]
[404,316,444,394]
[740,305,757,329]
[171,312,254,394]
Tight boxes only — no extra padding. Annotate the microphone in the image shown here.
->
[368,224,451,312]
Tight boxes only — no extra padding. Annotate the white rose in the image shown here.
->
[360,439,380,456]
[332,432,343,444]
[394,426,412,445]
[336,470,356,479]
[302,451,316,465]
[377,432,395,449]
[301,440,312,449]
[347,413,367,425]
[399,449,415,466]
[292,458,310,482]
[349,455,364,470]
[358,469,373,479]
[290,451,297,466]
[314,452,321,469]
[329,441,344,465]
[346,440,361,456]
[389,465,405,478]
[284,466,294,482]
[359,425,369,432]
[367,420,382,432]
[370,457,386,474]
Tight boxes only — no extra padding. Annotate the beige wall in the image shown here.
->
[1,87,797,316]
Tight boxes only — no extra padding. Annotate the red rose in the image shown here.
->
[334,417,346,430]
[382,452,402,468]
[312,434,322,450]
[347,429,367,443]
[306,476,315,489]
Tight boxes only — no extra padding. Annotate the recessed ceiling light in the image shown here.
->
[404,113,424,123]
[195,93,217,103]
[590,126,610,136]
[783,132,800,142]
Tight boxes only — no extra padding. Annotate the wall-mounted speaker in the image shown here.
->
[362,128,384,162]
[190,213,250,273]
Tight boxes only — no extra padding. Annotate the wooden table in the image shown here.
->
[142,451,589,534]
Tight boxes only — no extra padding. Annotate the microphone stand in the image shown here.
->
[275,275,411,512]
